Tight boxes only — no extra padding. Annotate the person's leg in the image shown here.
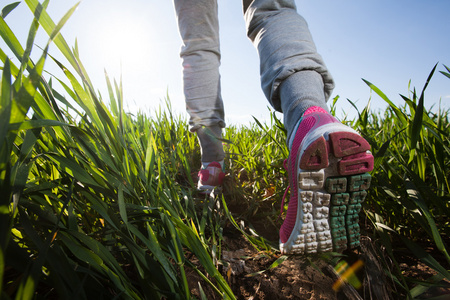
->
[243,0,334,145]
[242,0,374,254]
[174,0,225,191]
[174,0,225,159]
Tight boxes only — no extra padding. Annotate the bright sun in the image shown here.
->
[89,9,153,69]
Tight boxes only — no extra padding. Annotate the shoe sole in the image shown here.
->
[197,184,221,194]
[280,125,374,254]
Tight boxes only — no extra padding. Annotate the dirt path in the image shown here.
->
[188,216,450,300]
[218,223,372,300]
[188,184,450,299]
[219,220,450,300]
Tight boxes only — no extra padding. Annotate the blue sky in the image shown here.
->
[2,0,450,125]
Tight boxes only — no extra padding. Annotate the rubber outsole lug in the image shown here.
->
[329,131,371,157]
[299,136,328,170]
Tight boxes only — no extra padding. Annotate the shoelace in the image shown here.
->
[277,159,290,222]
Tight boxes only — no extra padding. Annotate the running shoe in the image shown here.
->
[197,161,225,194]
[279,106,374,254]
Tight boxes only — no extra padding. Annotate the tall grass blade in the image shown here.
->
[18,11,38,82]
[252,115,286,153]
[439,64,450,79]
[198,282,208,300]
[0,48,19,76]
[0,247,4,294]
[0,15,24,61]
[24,0,88,83]
[0,58,11,149]
[1,2,20,18]
[105,70,119,117]
[118,184,128,224]
[406,180,450,264]
[410,64,437,154]
[362,78,407,125]
[400,235,450,280]
[162,214,189,299]
[8,119,68,131]
[0,59,12,257]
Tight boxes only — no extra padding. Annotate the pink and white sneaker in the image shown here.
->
[279,106,374,254]
[197,162,225,194]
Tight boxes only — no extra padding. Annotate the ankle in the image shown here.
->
[201,160,224,170]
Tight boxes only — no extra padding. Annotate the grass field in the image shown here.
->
[1,1,449,299]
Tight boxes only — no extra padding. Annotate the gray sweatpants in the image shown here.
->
[174,0,334,163]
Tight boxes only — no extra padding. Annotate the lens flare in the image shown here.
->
[332,259,364,291]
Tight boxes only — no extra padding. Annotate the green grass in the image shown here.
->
[353,68,450,298]
[1,1,449,299]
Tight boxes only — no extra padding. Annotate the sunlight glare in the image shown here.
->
[93,10,152,69]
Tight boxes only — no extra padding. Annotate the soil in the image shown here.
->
[187,193,450,300]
